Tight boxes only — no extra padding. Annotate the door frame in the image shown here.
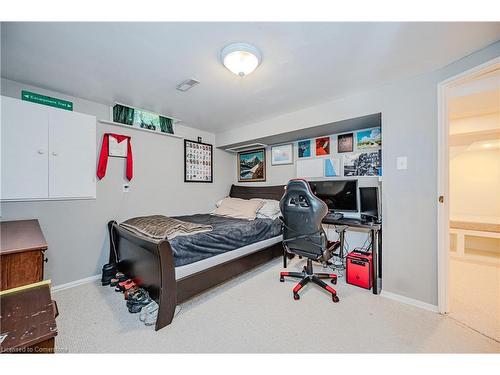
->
[436,56,500,314]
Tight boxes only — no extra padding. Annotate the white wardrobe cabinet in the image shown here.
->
[1,96,96,201]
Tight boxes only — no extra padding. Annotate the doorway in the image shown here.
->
[437,57,500,341]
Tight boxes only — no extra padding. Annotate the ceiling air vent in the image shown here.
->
[176,79,200,92]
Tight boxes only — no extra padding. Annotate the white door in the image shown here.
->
[1,96,49,200]
[48,108,96,199]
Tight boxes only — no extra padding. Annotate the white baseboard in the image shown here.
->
[51,274,101,293]
[380,290,439,313]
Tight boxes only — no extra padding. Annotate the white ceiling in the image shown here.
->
[2,22,499,132]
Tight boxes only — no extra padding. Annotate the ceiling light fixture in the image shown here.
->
[220,43,261,77]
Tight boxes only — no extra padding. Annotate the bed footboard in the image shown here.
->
[108,220,177,331]
[108,219,283,332]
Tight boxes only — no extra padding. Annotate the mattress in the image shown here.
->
[174,235,283,280]
[169,214,282,267]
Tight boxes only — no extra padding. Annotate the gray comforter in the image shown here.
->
[170,214,282,267]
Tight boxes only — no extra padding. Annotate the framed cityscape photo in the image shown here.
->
[343,151,381,177]
[337,133,354,153]
[271,144,293,165]
[184,139,213,183]
[238,148,266,182]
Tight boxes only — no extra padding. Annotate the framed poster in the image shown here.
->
[298,140,311,158]
[357,127,382,149]
[184,139,213,183]
[343,151,381,177]
[324,157,341,177]
[271,144,293,165]
[337,133,353,153]
[238,148,266,182]
[315,136,330,156]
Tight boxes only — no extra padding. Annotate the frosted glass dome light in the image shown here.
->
[220,43,262,77]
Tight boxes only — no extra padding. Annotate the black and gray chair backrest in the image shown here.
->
[279,179,329,259]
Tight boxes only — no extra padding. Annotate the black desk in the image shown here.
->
[322,217,382,295]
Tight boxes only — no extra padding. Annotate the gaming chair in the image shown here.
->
[279,179,341,302]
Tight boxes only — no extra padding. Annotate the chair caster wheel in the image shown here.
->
[331,278,337,285]
[293,293,300,300]
[332,295,340,303]
[280,276,284,282]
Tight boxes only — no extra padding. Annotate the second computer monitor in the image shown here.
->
[359,186,379,220]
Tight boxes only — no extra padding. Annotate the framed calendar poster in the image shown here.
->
[184,139,213,183]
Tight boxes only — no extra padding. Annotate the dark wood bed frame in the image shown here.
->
[107,184,285,331]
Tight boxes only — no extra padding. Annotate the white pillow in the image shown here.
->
[212,197,264,221]
[251,198,281,220]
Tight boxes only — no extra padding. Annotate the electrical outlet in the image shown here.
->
[396,156,408,170]
[123,184,130,193]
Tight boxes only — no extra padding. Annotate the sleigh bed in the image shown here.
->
[107,184,285,331]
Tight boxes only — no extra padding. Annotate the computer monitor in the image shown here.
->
[359,187,379,220]
[308,180,358,212]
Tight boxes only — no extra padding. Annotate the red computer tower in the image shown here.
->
[346,250,373,289]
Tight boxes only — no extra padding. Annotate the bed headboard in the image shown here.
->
[229,184,286,201]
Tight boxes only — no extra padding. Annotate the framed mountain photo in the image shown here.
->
[238,148,266,182]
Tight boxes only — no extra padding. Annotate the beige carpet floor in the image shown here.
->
[53,257,500,353]
[449,257,500,341]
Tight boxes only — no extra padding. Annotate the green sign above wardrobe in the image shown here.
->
[21,90,73,111]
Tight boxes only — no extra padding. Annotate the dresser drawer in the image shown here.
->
[0,250,45,291]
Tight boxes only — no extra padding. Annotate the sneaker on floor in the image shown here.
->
[139,301,159,322]
[144,309,158,326]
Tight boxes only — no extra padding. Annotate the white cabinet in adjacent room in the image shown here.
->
[1,96,96,201]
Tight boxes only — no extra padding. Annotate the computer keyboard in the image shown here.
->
[325,212,344,221]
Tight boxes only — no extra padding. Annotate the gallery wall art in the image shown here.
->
[238,148,266,182]
[357,127,381,149]
[298,140,311,158]
[337,133,354,153]
[315,136,330,156]
[295,126,381,178]
[271,144,293,165]
[324,157,341,177]
[343,151,381,177]
[184,139,213,182]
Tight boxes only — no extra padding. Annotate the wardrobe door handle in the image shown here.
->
[51,152,58,156]
[38,149,46,155]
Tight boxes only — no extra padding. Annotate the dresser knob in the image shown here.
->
[44,257,48,263]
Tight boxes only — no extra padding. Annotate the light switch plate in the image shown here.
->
[396,156,408,170]
[123,184,130,193]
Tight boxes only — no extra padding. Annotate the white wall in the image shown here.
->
[450,113,499,135]
[0,78,235,286]
[449,114,500,222]
[217,41,500,306]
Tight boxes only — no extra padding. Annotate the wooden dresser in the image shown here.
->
[0,282,58,353]
[0,219,48,291]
